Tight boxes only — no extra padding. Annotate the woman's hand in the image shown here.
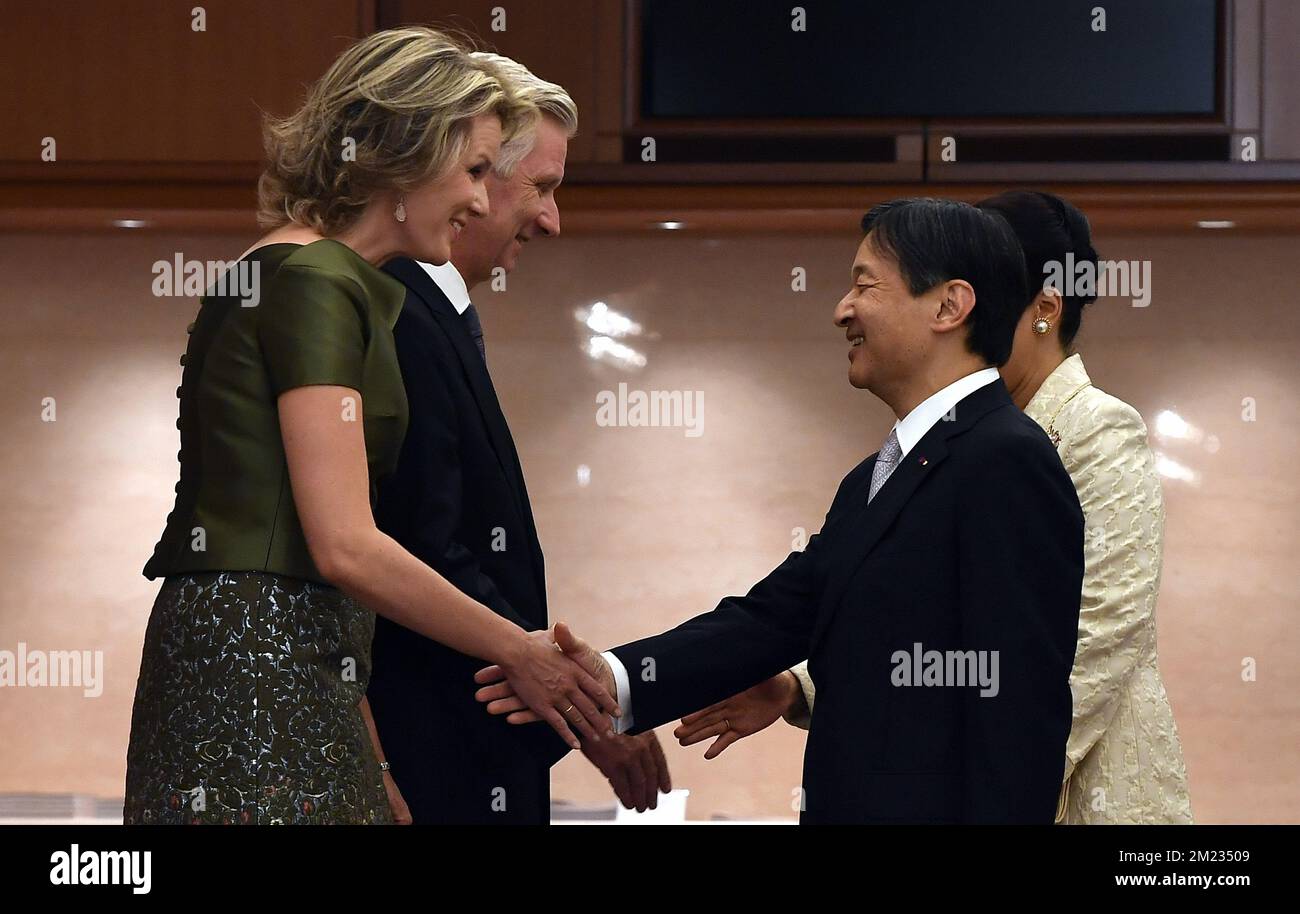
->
[495,622,620,749]
[383,770,412,825]
[674,670,802,759]
[356,695,410,823]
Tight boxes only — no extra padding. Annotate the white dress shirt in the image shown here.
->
[601,366,1002,732]
[417,260,472,315]
[891,366,1001,457]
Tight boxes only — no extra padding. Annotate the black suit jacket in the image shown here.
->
[366,257,568,824]
[611,379,1083,823]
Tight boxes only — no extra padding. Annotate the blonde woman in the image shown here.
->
[675,191,1192,825]
[125,27,617,825]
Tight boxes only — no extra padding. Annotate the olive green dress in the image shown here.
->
[125,240,408,824]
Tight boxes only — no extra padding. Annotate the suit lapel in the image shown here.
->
[384,258,547,606]
[812,438,950,646]
[811,380,1013,647]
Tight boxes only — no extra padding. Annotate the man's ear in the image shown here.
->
[932,279,977,335]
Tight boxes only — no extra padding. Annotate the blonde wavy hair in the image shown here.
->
[257,27,538,234]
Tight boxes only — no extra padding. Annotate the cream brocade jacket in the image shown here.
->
[786,354,1192,824]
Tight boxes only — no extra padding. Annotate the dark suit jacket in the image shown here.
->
[611,379,1083,823]
[366,257,568,824]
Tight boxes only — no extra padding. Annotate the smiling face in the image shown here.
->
[397,114,502,265]
[833,233,935,397]
[452,116,568,288]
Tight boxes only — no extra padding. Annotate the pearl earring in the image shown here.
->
[1032,316,1052,335]
[394,198,407,223]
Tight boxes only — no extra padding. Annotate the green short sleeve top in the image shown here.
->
[143,239,409,585]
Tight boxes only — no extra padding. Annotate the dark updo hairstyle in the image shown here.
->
[976,191,1099,348]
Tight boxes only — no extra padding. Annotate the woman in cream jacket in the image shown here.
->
[675,191,1191,824]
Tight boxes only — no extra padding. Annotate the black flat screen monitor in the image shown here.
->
[640,0,1220,119]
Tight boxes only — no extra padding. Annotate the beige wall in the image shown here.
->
[0,228,1295,822]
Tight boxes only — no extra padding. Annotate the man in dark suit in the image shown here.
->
[366,56,670,825]
[477,198,1084,823]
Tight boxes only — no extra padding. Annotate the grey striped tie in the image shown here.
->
[463,302,487,364]
[868,429,902,503]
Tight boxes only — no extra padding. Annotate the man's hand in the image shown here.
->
[475,622,617,725]
[581,731,672,812]
[674,670,805,759]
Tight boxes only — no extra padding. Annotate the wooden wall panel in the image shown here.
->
[4,181,1299,234]
[381,0,611,163]
[0,0,370,167]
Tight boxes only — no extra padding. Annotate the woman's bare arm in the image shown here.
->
[277,384,617,747]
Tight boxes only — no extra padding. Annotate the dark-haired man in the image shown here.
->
[476,198,1084,823]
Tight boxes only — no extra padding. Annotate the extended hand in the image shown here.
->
[476,622,617,732]
[582,730,672,812]
[492,622,620,749]
[674,670,803,759]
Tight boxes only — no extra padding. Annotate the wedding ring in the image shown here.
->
[562,704,575,716]
[724,718,732,731]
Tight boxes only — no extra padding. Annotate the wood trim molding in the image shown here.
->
[3,182,1299,234]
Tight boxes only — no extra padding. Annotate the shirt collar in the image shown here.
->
[416,260,472,315]
[892,367,1001,457]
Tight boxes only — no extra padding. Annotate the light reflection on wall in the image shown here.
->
[575,301,647,369]
[1152,409,1209,485]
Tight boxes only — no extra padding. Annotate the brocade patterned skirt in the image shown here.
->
[123,572,391,824]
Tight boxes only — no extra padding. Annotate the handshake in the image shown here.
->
[473,622,666,812]
[472,622,804,812]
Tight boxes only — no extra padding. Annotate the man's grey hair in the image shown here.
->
[470,52,578,178]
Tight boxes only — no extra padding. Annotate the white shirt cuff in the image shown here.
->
[601,650,634,734]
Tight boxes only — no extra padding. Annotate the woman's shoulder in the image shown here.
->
[1054,383,1157,485]
[271,239,378,292]
[1030,355,1149,451]
[274,238,359,271]
[1057,383,1148,443]
[264,240,405,327]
